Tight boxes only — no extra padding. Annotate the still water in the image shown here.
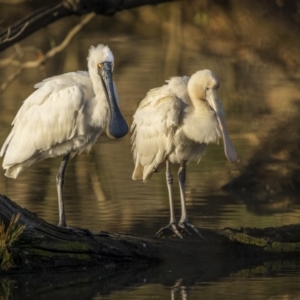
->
[1,34,300,298]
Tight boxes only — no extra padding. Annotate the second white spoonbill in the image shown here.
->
[131,69,237,238]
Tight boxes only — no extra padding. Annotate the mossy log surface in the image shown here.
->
[1,194,300,273]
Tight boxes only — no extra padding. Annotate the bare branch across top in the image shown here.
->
[0,0,174,52]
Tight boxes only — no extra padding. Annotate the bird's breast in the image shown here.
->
[84,96,109,130]
[167,109,220,164]
[181,109,221,144]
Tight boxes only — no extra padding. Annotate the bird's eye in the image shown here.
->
[98,63,103,68]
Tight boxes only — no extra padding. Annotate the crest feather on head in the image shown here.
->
[87,44,114,75]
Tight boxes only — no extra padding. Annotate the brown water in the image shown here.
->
[1,5,300,298]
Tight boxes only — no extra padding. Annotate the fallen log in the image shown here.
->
[1,194,300,273]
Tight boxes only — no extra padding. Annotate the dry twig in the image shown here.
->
[0,13,95,93]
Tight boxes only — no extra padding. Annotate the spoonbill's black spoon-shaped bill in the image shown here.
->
[131,69,237,238]
[0,44,128,227]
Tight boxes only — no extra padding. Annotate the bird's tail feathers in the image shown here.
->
[132,160,143,180]
[3,165,23,179]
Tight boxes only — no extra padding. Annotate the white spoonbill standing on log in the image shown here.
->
[0,44,128,227]
[131,69,237,238]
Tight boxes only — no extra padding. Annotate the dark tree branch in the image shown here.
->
[0,13,95,92]
[1,194,300,273]
[0,0,175,52]
[0,2,68,51]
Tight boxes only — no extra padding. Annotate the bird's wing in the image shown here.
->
[131,93,183,181]
[1,74,89,167]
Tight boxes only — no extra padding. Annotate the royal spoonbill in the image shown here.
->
[0,44,128,227]
[131,69,237,238]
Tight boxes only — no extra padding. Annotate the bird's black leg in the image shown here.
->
[178,160,204,239]
[156,161,183,239]
[166,160,176,225]
[56,153,70,227]
[55,154,94,236]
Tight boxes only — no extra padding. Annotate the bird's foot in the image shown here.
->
[156,223,183,239]
[178,221,204,239]
[58,221,67,227]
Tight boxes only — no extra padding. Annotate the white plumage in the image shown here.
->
[131,69,237,238]
[0,44,128,227]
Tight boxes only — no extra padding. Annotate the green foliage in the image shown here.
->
[0,214,25,271]
[0,278,15,300]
